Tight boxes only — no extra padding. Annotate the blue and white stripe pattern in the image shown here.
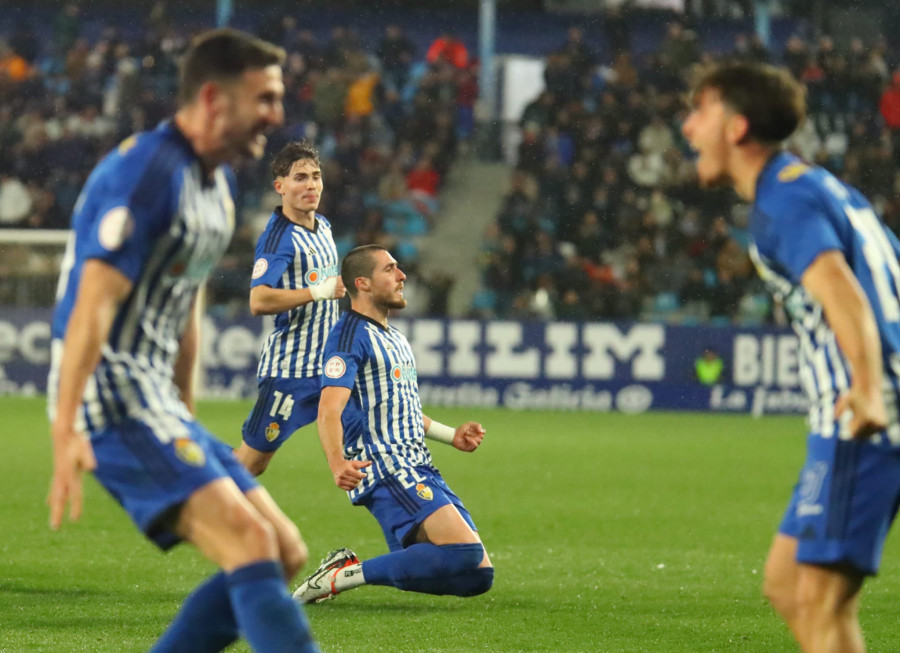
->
[48,122,235,436]
[750,152,900,444]
[322,311,433,502]
[252,210,339,379]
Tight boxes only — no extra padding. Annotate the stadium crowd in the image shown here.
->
[0,2,473,313]
[474,24,900,325]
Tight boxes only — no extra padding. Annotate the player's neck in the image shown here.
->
[351,299,389,328]
[730,145,775,202]
[282,205,316,229]
[174,109,224,173]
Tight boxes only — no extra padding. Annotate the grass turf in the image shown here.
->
[2,396,899,652]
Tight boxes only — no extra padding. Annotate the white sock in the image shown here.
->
[333,562,366,592]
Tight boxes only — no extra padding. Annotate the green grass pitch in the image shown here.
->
[3,396,900,652]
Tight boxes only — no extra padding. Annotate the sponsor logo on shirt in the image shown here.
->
[390,363,417,383]
[304,264,339,286]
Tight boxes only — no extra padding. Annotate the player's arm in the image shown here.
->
[423,414,486,453]
[801,250,887,438]
[49,260,133,529]
[173,294,199,415]
[248,278,346,316]
[317,386,371,490]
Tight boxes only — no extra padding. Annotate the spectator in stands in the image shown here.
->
[377,24,415,93]
[426,32,469,70]
[0,171,32,227]
[880,70,900,166]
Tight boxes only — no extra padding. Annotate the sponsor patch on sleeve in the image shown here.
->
[97,206,134,251]
[324,356,347,378]
[252,258,268,279]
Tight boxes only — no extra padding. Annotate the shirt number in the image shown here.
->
[269,390,295,420]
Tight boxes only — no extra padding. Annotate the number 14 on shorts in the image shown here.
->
[269,390,295,420]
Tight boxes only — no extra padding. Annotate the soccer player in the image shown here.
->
[292,245,494,603]
[47,29,320,653]
[234,140,345,477]
[683,61,900,653]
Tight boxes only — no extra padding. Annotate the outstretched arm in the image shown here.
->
[423,415,486,452]
[802,250,887,438]
[49,260,132,529]
[317,386,371,490]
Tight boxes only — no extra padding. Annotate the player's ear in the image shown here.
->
[356,277,370,293]
[273,178,284,194]
[198,81,225,114]
[728,114,750,145]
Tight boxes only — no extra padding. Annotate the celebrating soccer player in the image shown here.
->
[234,140,346,477]
[293,245,494,603]
[47,29,320,653]
[683,61,900,653]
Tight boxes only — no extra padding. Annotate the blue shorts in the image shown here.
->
[779,433,900,575]
[356,466,477,552]
[91,416,258,551]
[242,376,321,453]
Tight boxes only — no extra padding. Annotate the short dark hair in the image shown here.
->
[341,245,387,298]
[689,62,806,145]
[271,140,321,178]
[178,28,285,106]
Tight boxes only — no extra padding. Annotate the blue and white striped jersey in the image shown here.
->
[48,121,236,434]
[750,151,900,443]
[321,310,433,502]
[251,208,339,379]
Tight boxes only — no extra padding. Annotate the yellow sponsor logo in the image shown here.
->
[265,422,281,443]
[415,483,433,501]
[174,438,205,467]
[777,162,809,182]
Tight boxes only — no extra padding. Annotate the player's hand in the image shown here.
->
[330,458,372,491]
[452,422,485,452]
[48,422,97,530]
[311,276,346,301]
[835,385,888,440]
[332,276,347,299]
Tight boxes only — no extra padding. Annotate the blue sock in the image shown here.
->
[361,543,485,594]
[226,560,319,653]
[150,572,237,653]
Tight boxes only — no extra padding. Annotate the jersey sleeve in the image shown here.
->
[80,139,177,282]
[760,191,843,282]
[250,222,294,288]
[321,319,367,390]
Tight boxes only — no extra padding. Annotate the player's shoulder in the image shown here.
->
[316,213,333,230]
[327,310,374,351]
[756,153,829,217]
[94,122,194,188]
[256,208,295,253]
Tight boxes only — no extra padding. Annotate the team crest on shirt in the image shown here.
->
[118,134,138,154]
[252,258,268,280]
[265,422,281,442]
[415,483,433,501]
[777,162,809,183]
[324,356,346,378]
[173,438,206,467]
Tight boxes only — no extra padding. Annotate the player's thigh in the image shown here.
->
[243,486,308,577]
[763,533,800,600]
[796,562,865,613]
[241,376,320,452]
[176,477,278,570]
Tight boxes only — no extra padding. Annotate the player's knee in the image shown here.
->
[281,526,309,579]
[461,567,494,597]
[762,574,796,617]
[229,508,279,563]
[437,543,485,575]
